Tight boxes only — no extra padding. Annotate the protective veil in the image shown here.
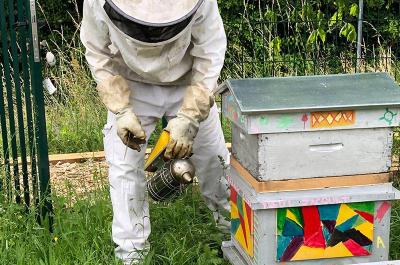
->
[80,0,226,91]
[81,0,230,263]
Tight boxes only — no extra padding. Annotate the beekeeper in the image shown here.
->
[80,0,230,263]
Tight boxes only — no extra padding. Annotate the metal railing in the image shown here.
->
[0,0,52,223]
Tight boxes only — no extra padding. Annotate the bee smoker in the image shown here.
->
[146,158,195,201]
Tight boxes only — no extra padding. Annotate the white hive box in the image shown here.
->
[217,73,400,181]
[221,164,400,265]
[216,73,400,265]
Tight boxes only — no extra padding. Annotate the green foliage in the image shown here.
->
[218,0,399,79]
[0,184,229,264]
[390,201,400,260]
[340,23,357,42]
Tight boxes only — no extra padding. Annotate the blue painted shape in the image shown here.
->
[336,215,359,232]
[322,224,331,243]
[277,236,294,260]
[231,218,240,234]
[282,219,303,237]
[318,204,340,220]
[363,245,372,253]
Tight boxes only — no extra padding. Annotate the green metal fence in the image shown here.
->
[222,0,400,81]
[0,0,52,222]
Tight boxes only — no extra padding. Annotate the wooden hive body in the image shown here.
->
[217,73,400,265]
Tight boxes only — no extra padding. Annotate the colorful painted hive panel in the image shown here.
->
[231,186,253,257]
[310,110,356,129]
[276,202,374,262]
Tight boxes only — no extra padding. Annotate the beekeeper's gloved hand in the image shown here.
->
[97,75,146,151]
[165,84,214,159]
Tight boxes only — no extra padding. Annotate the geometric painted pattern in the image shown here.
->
[231,186,254,257]
[311,110,356,128]
[277,202,374,262]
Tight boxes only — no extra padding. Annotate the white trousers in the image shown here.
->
[102,81,230,262]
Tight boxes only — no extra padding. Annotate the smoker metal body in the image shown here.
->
[147,159,195,201]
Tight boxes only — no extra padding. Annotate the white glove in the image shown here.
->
[97,75,146,151]
[164,84,214,159]
[115,107,146,151]
[165,115,198,159]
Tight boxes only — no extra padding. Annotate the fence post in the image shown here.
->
[356,0,364,72]
[27,0,53,226]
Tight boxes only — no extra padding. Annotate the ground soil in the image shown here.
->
[50,159,108,196]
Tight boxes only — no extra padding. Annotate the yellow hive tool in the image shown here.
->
[144,130,170,172]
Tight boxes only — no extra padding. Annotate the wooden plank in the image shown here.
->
[231,157,391,192]
[46,143,232,165]
[48,151,106,164]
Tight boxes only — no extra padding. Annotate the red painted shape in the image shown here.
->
[302,114,308,122]
[233,112,238,121]
[302,114,308,129]
[230,186,238,204]
[343,239,371,256]
[302,206,326,248]
[239,212,248,247]
[354,210,374,223]
[245,201,253,232]
[376,201,391,223]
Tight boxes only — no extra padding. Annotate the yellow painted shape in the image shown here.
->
[144,130,170,170]
[355,221,374,241]
[323,242,354,258]
[241,198,254,257]
[291,243,353,261]
[231,202,239,219]
[310,110,356,129]
[232,198,254,258]
[377,236,385,249]
[286,209,302,228]
[234,223,246,249]
[291,245,325,260]
[336,203,358,226]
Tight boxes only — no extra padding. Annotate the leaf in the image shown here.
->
[340,23,349,37]
[350,3,359,17]
[336,0,346,9]
[340,23,357,42]
[347,24,357,41]
[307,30,318,44]
[318,28,327,43]
[329,11,343,27]
[269,37,281,54]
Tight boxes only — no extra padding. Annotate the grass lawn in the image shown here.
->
[0,182,230,265]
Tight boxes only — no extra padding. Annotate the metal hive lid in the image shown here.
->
[219,72,400,114]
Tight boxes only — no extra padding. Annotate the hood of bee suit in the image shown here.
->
[103,0,204,44]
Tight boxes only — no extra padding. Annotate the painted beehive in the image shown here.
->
[221,165,400,265]
[217,73,400,180]
[217,73,400,265]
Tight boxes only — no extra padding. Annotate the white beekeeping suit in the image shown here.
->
[80,0,230,263]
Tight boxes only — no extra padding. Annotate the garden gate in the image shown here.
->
[0,0,52,222]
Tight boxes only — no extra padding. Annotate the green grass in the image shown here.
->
[1,182,399,264]
[391,202,400,260]
[0,182,230,265]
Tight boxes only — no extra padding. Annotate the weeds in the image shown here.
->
[0,182,228,265]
